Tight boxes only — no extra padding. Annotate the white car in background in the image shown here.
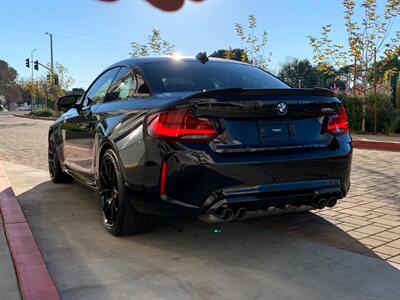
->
[16,104,30,111]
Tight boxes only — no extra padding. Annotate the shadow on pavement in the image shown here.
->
[245,212,383,259]
[17,180,400,300]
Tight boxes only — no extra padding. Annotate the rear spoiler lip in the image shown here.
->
[184,88,336,99]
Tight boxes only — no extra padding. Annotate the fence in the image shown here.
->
[279,71,399,108]
[278,73,331,89]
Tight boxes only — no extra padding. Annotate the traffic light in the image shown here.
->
[34,60,39,71]
[25,58,30,68]
[54,74,59,86]
[47,73,51,83]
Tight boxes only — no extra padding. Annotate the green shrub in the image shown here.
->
[30,108,53,117]
[337,93,399,134]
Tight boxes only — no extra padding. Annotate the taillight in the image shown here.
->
[327,106,349,136]
[160,161,167,196]
[147,109,217,141]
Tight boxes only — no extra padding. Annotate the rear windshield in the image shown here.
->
[142,61,289,93]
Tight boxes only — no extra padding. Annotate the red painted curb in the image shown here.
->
[353,140,400,152]
[13,113,56,121]
[0,163,60,300]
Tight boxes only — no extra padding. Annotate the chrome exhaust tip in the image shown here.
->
[236,207,248,220]
[318,198,328,209]
[312,198,328,209]
[219,208,234,221]
[327,197,338,208]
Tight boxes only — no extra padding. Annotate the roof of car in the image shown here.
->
[108,56,250,69]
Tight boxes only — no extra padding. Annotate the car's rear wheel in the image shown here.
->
[48,134,72,183]
[99,149,153,236]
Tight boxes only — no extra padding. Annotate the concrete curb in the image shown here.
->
[353,140,400,152]
[0,162,60,300]
[13,113,56,121]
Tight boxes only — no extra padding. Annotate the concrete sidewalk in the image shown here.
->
[3,160,400,300]
[0,214,21,300]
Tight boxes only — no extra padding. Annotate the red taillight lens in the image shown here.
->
[160,161,167,196]
[147,109,217,141]
[327,106,349,136]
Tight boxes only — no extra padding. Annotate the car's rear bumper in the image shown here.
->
[130,177,348,217]
[130,137,352,217]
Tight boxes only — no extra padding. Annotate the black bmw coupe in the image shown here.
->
[49,55,352,236]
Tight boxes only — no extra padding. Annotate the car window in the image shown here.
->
[134,72,151,98]
[84,68,120,105]
[142,61,289,93]
[107,67,137,101]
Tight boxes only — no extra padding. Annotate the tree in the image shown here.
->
[49,62,75,102]
[19,79,39,104]
[68,88,85,95]
[209,48,249,62]
[19,62,75,111]
[309,0,400,132]
[130,29,175,57]
[234,15,271,69]
[0,59,19,107]
[278,58,322,88]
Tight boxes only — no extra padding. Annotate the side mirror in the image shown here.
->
[57,95,81,109]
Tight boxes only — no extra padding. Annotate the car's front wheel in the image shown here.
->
[99,149,153,236]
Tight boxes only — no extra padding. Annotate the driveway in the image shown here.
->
[1,113,399,299]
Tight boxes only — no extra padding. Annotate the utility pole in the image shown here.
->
[30,49,36,112]
[45,32,54,81]
[45,32,54,111]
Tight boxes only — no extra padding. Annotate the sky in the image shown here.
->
[0,0,398,89]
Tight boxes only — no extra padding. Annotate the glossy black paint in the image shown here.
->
[50,57,352,217]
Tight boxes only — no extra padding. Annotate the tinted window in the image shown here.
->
[107,67,137,101]
[134,72,151,98]
[85,68,120,104]
[142,61,289,93]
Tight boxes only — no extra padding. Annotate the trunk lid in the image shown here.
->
[185,88,342,152]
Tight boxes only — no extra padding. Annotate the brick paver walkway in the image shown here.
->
[0,114,49,170]
[251,149,400,266]
[0,113,399,265]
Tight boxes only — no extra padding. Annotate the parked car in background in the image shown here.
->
[0,104,3,111]
[48,55,352,236]
[16,104,31,111]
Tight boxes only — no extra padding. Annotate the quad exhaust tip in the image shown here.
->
[236,208,248,220]
[218,208,234,221]
[312,198,327,209]
[327,197,337,208]
[311,196,338,210]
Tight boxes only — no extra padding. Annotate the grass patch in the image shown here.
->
[30,109,53,117]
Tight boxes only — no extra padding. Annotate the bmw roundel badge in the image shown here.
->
[277,102,288,115]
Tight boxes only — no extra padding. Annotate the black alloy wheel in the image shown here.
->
[99,153,120,229]
[99,149,153,235]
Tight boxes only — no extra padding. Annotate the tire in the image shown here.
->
[48,134,73,183]
[99,149,153,236]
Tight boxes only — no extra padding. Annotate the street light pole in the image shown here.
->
[45,32,54,83]
[30,49,36,112]
[30,49,36,83]
[45,32,54,112]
